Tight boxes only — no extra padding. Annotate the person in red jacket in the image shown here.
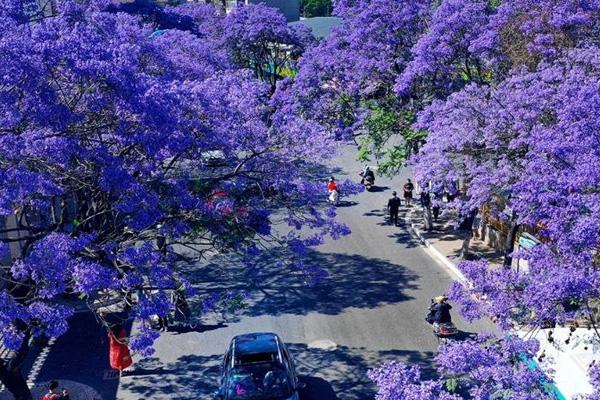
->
[41,381,69,400]
[327,177,339,205]
[327,177,338,192]
[108,324,132,375]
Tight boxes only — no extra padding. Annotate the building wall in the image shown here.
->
[247,0,300,22]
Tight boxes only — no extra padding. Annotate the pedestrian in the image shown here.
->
[327,177,339,206]
[387,191,401,226]
[108,324,132,376]
[171,287,192,327]
[157,313,169,332]
[41,381,69,400]
[156,230,167,257]
[419,190,431,208]
[403,179,414,206]
[420,190,433,230]
[432,204,440,222]
[327,176,337,193]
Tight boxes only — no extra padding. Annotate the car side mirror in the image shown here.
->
[296,382,307,391]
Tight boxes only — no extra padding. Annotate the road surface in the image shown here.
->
[116,144,493,400]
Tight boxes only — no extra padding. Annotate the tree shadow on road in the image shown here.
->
[185,250,420,319]
[118,343,437,400]
[166,322,228,335]
[366,185,390,193]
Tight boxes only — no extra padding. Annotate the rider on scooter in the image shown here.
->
[360,165,375,184]
[429,296,452,324]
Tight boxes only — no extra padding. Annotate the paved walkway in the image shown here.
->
[407,205,597,399]
[0,312,118,400]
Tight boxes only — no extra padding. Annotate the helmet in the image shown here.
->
[434,296,447,303]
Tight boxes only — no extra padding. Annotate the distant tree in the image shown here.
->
[301,0,332,17]
[223,4,315,92]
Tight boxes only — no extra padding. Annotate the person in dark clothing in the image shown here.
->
[432,204,440,221]
[420,191,431,208]
[429,296,452,324]
[387,191,401,226]
[403,179,415,206]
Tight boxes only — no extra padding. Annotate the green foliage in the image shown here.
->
[377,145,408,177]
[336,94,360,129]
[444,377,460,392]
[357,103,427,175]
[357,136,374,162]
[488,0,502,9]
[301,0,332,17]
[364,104,401,150]
[278,66,298,78]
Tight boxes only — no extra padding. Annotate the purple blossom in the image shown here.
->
[371,335,557,399]
[129,324,160,357]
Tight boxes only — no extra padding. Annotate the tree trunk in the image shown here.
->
[423,205,433,231]
[0,365,32,400]
[0,332,33,400]
[459,208,478,259]
[460,233,472,260]
[503,219,521,268]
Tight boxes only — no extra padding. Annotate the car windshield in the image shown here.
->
[226,363,292,400]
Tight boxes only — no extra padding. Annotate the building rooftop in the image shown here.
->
[289,16,342,39]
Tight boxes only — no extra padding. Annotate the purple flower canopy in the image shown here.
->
[0,0,353,357]
[292,0,600,398]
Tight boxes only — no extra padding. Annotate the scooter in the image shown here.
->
[432,322,458,338]
[426,299,459,343]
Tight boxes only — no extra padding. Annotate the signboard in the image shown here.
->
[519,232,540,250]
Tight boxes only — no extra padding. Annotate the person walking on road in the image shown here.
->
[327,177,339,206]
[403,179,414,206]
[387,191,401,226]
[108,324,132,376]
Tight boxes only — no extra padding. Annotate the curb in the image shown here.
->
[405,210,571,399]
[404,211,468,285]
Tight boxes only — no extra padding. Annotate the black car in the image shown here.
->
[215,332,305,400]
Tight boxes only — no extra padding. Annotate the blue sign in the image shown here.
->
[519,232,540,250]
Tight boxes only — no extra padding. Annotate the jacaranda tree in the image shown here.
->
[0,1,348,398]
[369,334,558,400]
[290,0,600,398]
[223,3,315,92]
[286,0,432,174]
[371,0,600,398]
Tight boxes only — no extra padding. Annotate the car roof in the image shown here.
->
[232,332,281,355]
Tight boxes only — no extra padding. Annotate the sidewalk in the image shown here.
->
[406,206,597,399]
[0,312,118,400]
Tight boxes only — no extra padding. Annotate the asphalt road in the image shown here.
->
[117,144,493,400]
